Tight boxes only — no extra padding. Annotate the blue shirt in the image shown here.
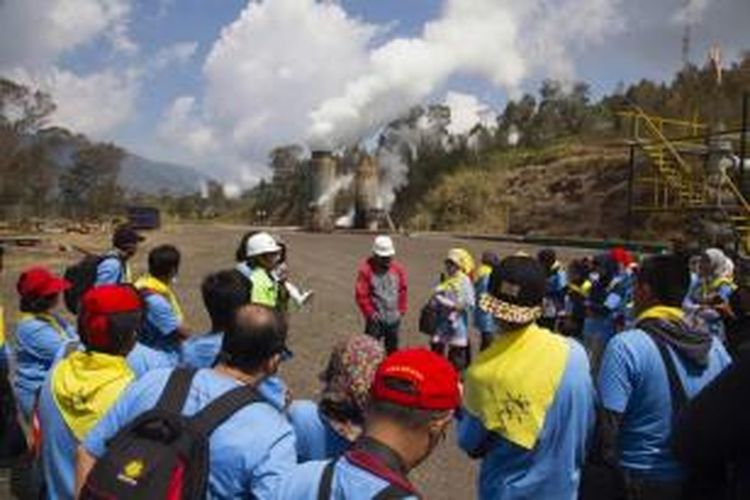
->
[597,328,732,479]
[84,368,297,499]
[95,255,125,286]
[13,314,78,418]
[139,293,181,363]
[288,400,352,462]
[457,339,595,500]
[473,274,496,334]
[543,268,568,319]
[279,456,418,500]
[181,332,223,369]
[39,346,141,500]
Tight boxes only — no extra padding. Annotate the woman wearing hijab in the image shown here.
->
[430,248,476,371]
[287,335,385,462]
[685,248,736,342]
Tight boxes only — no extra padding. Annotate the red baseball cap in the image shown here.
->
[80,285,143,351]
[371,348,460,410]
[17,267,71,298]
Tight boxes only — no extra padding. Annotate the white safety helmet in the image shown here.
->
[372,235,396,257]
[246,232,282,258]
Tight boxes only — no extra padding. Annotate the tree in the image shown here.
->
[60,143,125,218]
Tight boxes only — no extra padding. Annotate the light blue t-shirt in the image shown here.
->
[39,345,145,500]
[278,456,418,500]
[597,328,732,479]
[473,274,497,334]
[13,314,78,418]
[139,293,181,364]
[457,339,595,500]
[95,256,125,286]
[84,368,297,499]
[288,400,352,462]
[181,332,223,369]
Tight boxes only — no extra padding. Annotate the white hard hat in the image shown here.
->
[372,235,395,257]
[246,232,282,258]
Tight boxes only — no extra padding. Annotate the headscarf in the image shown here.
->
[319,335,385,422]
[703,248,734,284]
[447,248,476,278]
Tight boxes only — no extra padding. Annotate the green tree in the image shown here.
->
[60,143,125,218]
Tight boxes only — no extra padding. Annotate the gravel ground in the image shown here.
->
[0,223,589,499]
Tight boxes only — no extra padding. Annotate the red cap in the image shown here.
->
[371,348,460,410]
[610,247,634,267]
[80,285,143,351]
[17,267,71,298]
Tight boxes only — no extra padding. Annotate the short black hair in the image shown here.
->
[537,248,556,268]
[235,231,258,263]
[638,254,690,307]
[218,304,288,372]
[367,400,448,430]
[202,270,250,332]
[148,245,181,278]
[19,294,58,314]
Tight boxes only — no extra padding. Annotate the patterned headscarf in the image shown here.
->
[319,335,385,415]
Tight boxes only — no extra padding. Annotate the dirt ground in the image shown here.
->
[0,223,589,499]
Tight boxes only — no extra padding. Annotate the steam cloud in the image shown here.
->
[308,0,620,148]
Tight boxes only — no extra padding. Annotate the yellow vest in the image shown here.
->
[135,275,184,322]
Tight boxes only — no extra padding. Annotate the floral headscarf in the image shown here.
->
[319,335,385,417]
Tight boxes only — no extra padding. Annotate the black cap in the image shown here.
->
[113,224,145,250]
[479,256,546,324]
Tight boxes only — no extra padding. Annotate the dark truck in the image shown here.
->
[126,206,161,230]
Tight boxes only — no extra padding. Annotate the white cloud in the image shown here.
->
[0,0,135,67]
[309,0,621,147]
[149,42,198,71]
[444,92,496,136]
[159,0,622,184]
[10,67,139,136]
[158,0,377,181]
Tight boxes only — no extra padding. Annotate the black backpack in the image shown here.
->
[81,368,258,500]
[63,254,108,314]
[418,300,439,336]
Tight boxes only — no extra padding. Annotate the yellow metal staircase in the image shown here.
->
[621,107,750,250]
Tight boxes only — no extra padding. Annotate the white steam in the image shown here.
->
[673,0,712,25]
[308,0,620,148]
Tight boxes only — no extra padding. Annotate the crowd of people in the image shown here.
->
[0,225,748,500]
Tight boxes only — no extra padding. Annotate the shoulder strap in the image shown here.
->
[647,333,690,418]
[316,459,337,500]
[189,384,259,436]
[155,368,196,414]
[373,484,414,500]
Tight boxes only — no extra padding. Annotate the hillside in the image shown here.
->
[119,154,211,196]
[404,142,682,241]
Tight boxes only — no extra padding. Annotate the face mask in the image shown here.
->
[589,272,600,283]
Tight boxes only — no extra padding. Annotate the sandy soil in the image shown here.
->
[0,223,589,499]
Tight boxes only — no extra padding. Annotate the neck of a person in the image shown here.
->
[365,421,424,473]
[152,274,171,285]
[213,363,265,387]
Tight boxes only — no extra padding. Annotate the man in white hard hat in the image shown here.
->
[244,232,284,308]
[354,235,408,354]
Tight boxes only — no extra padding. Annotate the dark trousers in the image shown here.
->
[365,319,400,354]
[430,342,470,371]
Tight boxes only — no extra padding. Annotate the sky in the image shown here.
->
[1,0,748,187]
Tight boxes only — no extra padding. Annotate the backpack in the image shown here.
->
[63,255,108,314]
[80,368,258,500]
[418,300,439,336]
